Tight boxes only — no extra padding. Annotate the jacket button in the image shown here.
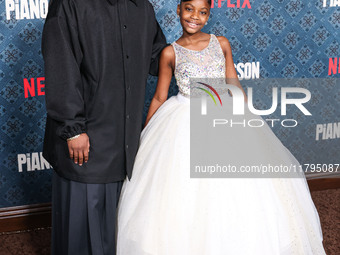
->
[126,114,130,119]
[126,145,129,149]
[124,25,127,29]
[126,55,129,59]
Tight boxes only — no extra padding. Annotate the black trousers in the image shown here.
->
[52,171,123,255]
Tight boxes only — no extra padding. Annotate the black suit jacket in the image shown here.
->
[42,0,167,183]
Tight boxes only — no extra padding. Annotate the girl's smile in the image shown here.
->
[185,20,200,28]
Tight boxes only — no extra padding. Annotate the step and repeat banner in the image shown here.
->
[0,0,339,208]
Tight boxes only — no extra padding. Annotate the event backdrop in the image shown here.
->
[0,0,339,208]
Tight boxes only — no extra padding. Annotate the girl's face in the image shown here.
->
[177,0,210,34]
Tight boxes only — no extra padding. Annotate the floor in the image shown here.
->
[0,188,339,255]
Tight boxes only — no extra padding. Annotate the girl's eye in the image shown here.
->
[186,8,192,11]
[201,12,207,15]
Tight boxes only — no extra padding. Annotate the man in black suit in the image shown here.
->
[42,0,166,254]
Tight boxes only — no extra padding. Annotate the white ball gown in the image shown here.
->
[117,34,326,255]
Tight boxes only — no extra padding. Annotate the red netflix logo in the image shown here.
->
[211,0,252,8]
[24,77,45,98]
[328,58,340,76]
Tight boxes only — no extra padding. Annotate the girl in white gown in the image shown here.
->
[117,0,326,254]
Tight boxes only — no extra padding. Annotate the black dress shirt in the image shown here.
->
[42,0,166,183]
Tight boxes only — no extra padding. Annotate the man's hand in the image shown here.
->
[67,133,90,166]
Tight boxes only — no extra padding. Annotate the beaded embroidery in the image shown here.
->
[172,34,226,96]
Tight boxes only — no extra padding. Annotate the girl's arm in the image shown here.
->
[217,36,248,101]
[144,45,175,127]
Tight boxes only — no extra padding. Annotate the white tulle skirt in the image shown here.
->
[117,93,326,255]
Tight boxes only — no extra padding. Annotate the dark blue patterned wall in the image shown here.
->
[0,0,48,208]
[0,0,339,208]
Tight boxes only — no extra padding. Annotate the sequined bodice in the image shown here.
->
[172,34,226,96]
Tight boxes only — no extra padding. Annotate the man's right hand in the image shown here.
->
[67,133,90,166]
